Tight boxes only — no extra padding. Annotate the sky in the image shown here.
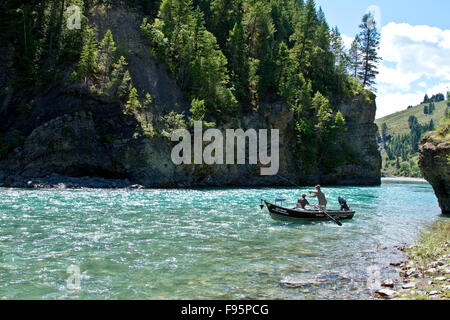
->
[315,0,450,119]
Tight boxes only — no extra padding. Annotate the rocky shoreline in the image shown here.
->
[0,173,145,189]
[381,177,427,183]
[375,221,450,300]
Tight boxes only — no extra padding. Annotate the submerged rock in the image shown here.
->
[402,283,416,289]
[279,278,321,288]
[381,280,395,288]
[375,289,396,299]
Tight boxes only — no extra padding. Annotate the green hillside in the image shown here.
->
[375,100,447,136]
[375,94,449,178]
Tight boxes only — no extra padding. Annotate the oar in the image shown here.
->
[314,205,342,226]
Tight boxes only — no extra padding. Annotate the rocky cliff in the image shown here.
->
[322,93,381,185]
[0,90,381,188]
[0,7,381,188]
[418,125,450,214]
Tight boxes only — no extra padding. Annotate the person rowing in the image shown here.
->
[308,185,327,212]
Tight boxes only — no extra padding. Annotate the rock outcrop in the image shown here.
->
[0,91,381,188]
[0,7,381,188]
[323,93,381,185]
[418,125,450,214]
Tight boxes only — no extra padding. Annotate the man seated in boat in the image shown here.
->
[308,185,327,212]
[339,196,350,211]
[296,194,310,210]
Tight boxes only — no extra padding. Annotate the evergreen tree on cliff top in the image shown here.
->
[358,13,381,90]
[348,36,361,78]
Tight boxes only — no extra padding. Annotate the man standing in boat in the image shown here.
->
[309,185,327,212]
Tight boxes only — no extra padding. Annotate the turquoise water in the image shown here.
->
[0,181,444,299]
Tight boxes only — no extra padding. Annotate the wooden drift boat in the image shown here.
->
[262,200,355,223]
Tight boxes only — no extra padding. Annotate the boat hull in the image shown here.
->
[264,201,355,223]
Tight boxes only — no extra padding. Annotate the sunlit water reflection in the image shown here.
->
[0,180,443,299]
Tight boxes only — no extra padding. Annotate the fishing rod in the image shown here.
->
[259,174,304,210]
[276,174,304,188]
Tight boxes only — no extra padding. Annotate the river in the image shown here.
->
[0,179,444,299]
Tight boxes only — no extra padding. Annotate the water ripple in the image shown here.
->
[0,183,442,299]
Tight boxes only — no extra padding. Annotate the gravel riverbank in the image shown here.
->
[376,220,450,300]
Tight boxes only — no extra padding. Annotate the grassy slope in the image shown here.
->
[375,100,448,177]
[375,100,447,136]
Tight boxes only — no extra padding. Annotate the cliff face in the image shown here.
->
[418,125,450,214]
[0,7,381,188]
[324,93,381,185]
[0,90,381,188]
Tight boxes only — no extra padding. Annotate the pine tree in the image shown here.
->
[142,0,236,116]
[143,93,154,110]
[313,91,333,139]
[429,103,435,114]
[348,37,361,78]
[358,13,381,89]
[243,1,275,60]
[330,26,345,67]
[242,0,276,98]
[310,15,334,94]
[125,87,142,113]
[208,0,242,47]
[275,41,295,100]
[381,122,387,142]
[9,4,39,86]
[270,0,299,44]
[99,29,117,74]
[78,27,99,83]
[333,110,346,139]
[190,98,206,121]
[107,56,129,97]
[118,70,132,99]
[291,0,318,74]
[429,119,435,131]
[226,22,250,105]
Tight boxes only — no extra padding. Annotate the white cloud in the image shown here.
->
[425,82,450,97]
[376,82,450,118]
[341,34,354,50]
[378,23,450,89]
[375,22,450,118]
[376,92,424,118]
[377,64,421,91]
